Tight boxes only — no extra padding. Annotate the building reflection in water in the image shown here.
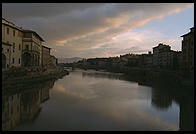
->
[2,80,55,131]
[150,85,194,131]
[82,70,194,131]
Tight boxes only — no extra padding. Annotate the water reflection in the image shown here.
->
[82,70,123,80]
[151,87,173,110]
[2,70,194,131]
[141,80,194,131]
[2,80,55,131]
[82,70,194,131]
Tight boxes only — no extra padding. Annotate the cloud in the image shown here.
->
[2,3,104,19]
[67,29,182,58]
[2,3,193,58]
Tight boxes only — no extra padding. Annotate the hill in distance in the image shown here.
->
[58,57,83,63]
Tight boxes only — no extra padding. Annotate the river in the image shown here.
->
[2,69,194,131]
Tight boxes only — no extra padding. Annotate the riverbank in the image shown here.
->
[2,66,69,94]
[123,68,194,90]
[72,66,194,90]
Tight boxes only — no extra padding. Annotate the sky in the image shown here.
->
[2,3,194,58]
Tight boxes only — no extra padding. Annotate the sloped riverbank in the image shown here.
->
[2,67,69,94]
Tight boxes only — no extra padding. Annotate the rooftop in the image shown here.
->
[181,27,194,37]
[42,45,51,49]
[2,18,23,31]
[152,43,170,49]
[23,30,45,42]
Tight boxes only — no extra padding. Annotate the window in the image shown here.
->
[7,27,9,34]
[13,30,15,36]
[13,43,15,52]
[12,58,14,64]
[18,58,20,64]
[7,49,9,52]
[13,43,15,49]
[19,44,21,51]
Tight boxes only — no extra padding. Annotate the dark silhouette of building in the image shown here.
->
[181,27,194,76]
[153,43,178,69]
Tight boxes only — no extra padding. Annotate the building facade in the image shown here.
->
[176,51,183,70]
[41,45,51,67]
[49,55,58,66]
[152,43,177,69]
[2,18,23,69]
[139,51,153,68]
[22,30,44,67]
[2,18,48,69]
[153,43,171,68]
[181,27,194,73]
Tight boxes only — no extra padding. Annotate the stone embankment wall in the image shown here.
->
[2,66,69,93]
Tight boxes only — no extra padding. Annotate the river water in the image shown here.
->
[2,69,194,131]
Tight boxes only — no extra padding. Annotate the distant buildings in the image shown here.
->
[139,51,153,68]
[151,27,194,72]
[2,18,58,70]
[152,43,179,70]
[121,53,140,67]
[75,27,194,76]
[181,27,194,73]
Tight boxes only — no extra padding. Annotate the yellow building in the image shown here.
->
[22,30,44,67]
[2,18,23,69]
[2,18,61,70]
[41,45,51,67]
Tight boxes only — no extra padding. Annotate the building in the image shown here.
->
[41,45,51,67]
[139,51,153,68]
[153,43,170,68]
[49,55,58,66]
[181,27,194,73]
[22,30,44,67]
[153,43,177,69]
[2,18,23,69]
[176,51,183,70]
[2,18,48,69]
[126,54,140,67]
